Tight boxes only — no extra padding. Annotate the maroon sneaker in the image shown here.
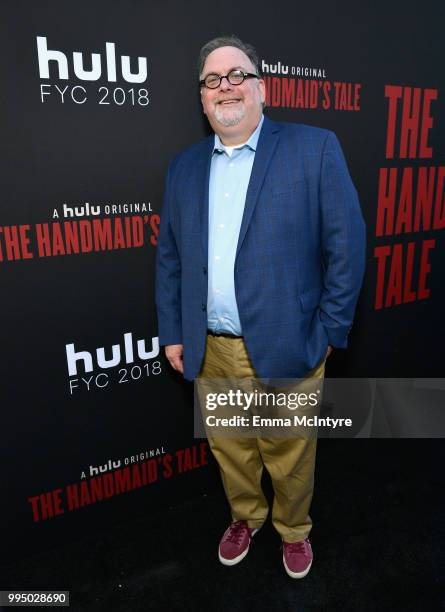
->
[282,538,313,578]
[218,520,259,566]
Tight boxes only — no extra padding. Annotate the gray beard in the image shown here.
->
[215,104,246,127]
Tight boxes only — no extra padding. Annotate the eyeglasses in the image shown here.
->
[199,69,259,89]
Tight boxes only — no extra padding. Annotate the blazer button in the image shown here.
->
[203,266,207,275]
[202,304,206,311]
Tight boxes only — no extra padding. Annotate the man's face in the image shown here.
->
[200,46,265,134]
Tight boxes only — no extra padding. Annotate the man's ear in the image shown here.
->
[200,89,207,115]
[258,79,266,105]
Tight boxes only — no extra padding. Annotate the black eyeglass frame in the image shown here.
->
[199,69,260,89]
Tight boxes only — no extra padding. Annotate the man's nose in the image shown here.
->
[219,76,234,91]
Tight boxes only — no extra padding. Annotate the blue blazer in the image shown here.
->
[155,116,366,380]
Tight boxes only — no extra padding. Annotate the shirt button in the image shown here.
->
[229,163,234,167]
[224,192,229,198]
[214,255,221,261]
[218,224,225,229]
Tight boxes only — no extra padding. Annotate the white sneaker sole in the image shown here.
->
[283,555,312,579]
[218,527,260,566]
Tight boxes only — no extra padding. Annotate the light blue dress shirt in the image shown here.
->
[207,115,264,335]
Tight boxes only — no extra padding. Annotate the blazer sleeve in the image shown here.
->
[155,162,183,346]
[318,131,366,348]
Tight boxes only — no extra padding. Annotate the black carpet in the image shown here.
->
[1,440,444,611]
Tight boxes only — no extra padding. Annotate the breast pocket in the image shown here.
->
[271,178,306,197]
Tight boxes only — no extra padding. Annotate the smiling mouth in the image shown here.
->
[218,99,241,105]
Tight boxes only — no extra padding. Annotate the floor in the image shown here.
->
[1,440,443,611]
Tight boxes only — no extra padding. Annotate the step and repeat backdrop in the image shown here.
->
[1,1,444,557]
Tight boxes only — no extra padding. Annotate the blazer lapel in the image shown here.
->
[196,117,281,263]
[236,117,281,257]
[196,137,214,264]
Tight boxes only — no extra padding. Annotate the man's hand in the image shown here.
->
[165,344,184,374]
[326,345,333,359]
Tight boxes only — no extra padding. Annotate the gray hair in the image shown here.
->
[197,35,262,78]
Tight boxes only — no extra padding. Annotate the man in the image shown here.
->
[155,35,366,578]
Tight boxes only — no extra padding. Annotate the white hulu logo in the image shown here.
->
[36,36,148,83]
[66,333,159,376]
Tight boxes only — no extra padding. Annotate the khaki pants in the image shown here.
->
[197,334,325,543]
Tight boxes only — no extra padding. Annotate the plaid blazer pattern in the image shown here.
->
[155,116,366,380]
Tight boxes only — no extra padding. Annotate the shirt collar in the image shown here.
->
[213,114,264,155]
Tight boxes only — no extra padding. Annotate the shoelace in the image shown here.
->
[284,539,310,555]
[225,521,249,545]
